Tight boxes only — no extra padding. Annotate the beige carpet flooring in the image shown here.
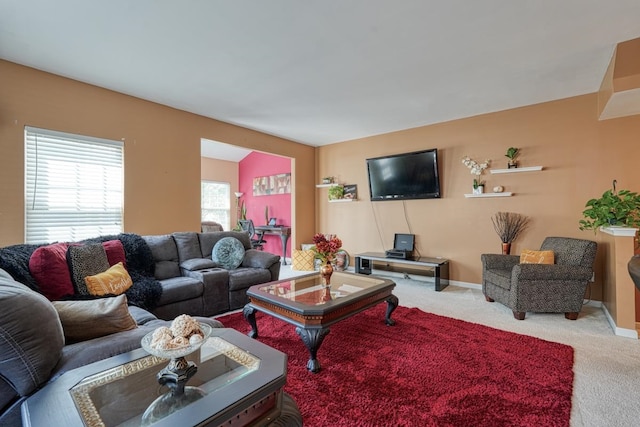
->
[276,265,640,427]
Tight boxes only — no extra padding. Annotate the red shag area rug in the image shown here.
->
[217,305,573,427]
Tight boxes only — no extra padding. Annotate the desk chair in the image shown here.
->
[238,219,266,250]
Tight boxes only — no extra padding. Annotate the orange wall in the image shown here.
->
[0,60,316,249]
[317,94,640,302]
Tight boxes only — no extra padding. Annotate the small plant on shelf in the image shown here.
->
[328,185,344,200]
[505,147,520,168]
[322,176,335,184]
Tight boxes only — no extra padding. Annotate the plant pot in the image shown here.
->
[502,242,512,255]
[473,185,484,195]
[507,161,518,169]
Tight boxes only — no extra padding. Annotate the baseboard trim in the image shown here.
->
[601,304,639,339]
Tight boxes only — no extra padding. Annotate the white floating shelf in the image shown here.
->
[464,192,513,198]
[328,198,356,202]
[490,166,543,174]
[316,183,340,188]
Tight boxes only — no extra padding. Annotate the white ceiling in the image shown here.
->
[2,1,640,154]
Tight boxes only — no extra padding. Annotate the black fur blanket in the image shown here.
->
[0,233,162,311]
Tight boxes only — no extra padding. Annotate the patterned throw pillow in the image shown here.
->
[67,244,111,295]
[211,237,245,270]
[292,249,315,271]
[84,262,133,296]
[520,249,555,264]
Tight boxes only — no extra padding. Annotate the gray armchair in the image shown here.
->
[481,237,597,320]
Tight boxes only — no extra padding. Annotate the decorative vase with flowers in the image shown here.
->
[462,156,490,194]
[311,233,342,286]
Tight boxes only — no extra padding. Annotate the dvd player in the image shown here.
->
[385,249,413,259]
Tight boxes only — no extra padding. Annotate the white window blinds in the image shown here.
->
[25,126,124,244]
[201,181,231,231]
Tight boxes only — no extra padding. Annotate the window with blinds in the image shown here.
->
[25,126,124,244]
[201,181,231,231]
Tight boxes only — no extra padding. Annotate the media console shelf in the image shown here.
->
[354,252,450,291]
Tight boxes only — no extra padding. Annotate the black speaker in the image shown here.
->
[355,257,372,275]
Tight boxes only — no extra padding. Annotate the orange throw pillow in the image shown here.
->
[520,250,555,264]
[84,262,133,296]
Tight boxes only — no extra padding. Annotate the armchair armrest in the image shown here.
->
[242,249,280,269]
[481,254,520,270]
[513,264,593,282]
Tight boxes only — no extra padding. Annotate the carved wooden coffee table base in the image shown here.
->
[244,272,398,373]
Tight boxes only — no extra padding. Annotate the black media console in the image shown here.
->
[354,252,450,291]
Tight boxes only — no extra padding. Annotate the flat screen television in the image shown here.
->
[366,149,441,201]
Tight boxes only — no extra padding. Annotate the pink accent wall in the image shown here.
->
[239,152,292,258]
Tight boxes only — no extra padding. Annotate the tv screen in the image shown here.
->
[366,149,441,201]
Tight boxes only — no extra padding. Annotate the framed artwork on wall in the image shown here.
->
[253,173,291,196]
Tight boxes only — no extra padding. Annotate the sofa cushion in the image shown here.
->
[67,244,111,295]
[52,295,137,343]
[102,239,127,267]
[173,232,203,262]
[156,276,204,306]
[199,231,252,258]
[29,242,75,300]
[180,258,218,271]
[212,237,245,270]
[143,235,180,280]
[0,269,64,397]
[228,268,271,291]
[84,262,133,296]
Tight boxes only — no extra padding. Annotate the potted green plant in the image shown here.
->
[328,185,344,200]
[579,184,640,232]
[322,176,334,184]
[505,147,519,168]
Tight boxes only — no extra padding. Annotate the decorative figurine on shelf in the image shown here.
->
[322,176,335,184]
[505,147,520,168]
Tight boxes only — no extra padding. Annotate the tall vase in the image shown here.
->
[502,242,511,255]
[320,261,333,286]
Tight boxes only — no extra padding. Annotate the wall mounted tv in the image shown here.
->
[366,149,441,201]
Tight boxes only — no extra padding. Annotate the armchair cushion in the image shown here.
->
[520,249,555,264]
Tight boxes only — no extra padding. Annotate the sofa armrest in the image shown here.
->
[512,264,593,282]
[180,258,218,272]
[481,254,520,270]
[242,249,280,269]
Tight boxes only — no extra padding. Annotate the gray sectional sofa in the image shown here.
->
[0,230,283,425]
[143,231,281,319]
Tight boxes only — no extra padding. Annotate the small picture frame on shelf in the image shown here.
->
[343,184,357,200]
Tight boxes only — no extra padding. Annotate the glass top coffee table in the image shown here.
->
[21,328,293,427]
[243,271,398,373]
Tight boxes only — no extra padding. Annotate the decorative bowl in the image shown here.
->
[141,323,213,359]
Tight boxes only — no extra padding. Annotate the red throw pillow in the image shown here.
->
[29,243,75,301]
[102,239,127,268]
